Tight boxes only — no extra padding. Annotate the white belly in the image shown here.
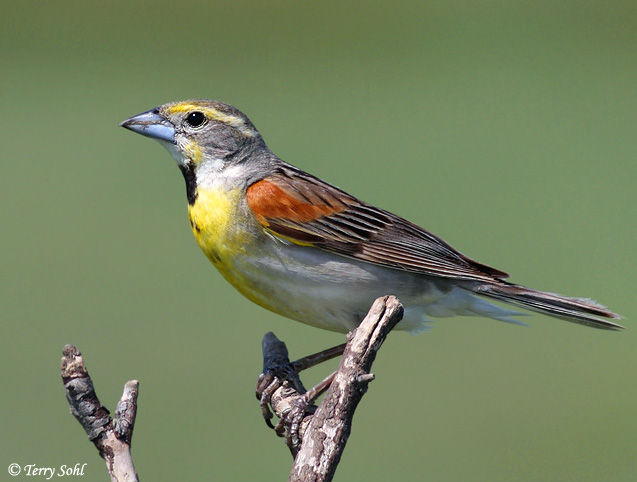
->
[224,238,521,333]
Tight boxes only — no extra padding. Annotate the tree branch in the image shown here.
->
[61,345,139,482]
[61,295,402,482]
[258,295,404,482]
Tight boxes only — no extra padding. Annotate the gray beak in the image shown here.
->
[120,109,176,144]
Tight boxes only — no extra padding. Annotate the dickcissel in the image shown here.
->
[121,100,622,333]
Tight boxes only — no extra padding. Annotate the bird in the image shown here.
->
[120,100,623,334]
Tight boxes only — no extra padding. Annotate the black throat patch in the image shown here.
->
[179,163,198,205]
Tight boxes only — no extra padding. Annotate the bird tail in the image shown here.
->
[474,282,624,330]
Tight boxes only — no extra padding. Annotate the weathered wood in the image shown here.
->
[61,295,403,482]
[61,345,139,482]
[258,295,404,482]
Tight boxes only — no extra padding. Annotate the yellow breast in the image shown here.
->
[187,185,287,313]
[187,186,248,270]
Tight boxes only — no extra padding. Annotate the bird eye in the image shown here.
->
[185,111,206,128]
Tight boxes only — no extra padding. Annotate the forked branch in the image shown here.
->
[61,345,139,482]
[258,295,404,482]
[60,295,403,482]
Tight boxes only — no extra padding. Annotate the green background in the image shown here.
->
[2,1,636,480]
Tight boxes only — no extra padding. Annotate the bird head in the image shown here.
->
[121,100,264,172]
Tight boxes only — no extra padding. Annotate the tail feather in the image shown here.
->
[475,283,624,331]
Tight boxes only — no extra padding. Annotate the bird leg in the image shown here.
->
[292,343,347,372]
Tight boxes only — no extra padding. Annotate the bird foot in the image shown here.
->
[256,336,346,450]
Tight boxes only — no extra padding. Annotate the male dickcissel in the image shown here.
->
[121,100,622,333]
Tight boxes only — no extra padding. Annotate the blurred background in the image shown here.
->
[2,1,636,480]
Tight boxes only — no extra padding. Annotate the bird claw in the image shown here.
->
[278,395,316,448]
[256,337,343,450]
[256,363,300,429]
[255,364,318,449]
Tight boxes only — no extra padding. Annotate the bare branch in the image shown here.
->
[61,295,402,481]
[258,295,404,482]
[61,345,139,482]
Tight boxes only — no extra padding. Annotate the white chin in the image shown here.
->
[157,139,190,167]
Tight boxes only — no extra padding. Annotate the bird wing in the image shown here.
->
[246,168,509,282]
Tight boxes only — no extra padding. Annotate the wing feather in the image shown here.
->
[246,167,509,282]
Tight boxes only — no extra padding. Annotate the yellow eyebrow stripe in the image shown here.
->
[165,103,256,136]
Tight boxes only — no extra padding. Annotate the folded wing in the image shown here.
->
[246,167,509,283]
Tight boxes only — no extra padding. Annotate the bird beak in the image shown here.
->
[120,109,176,144]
